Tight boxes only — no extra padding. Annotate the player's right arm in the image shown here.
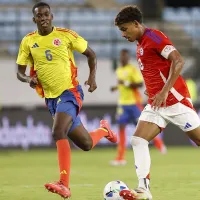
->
[16,37,38,88]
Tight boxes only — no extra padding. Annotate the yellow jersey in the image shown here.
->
[186,79,197,102]
[116,64,143,105]
[16,27,88,98]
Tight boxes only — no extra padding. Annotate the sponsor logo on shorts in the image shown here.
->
[184,122,192,129]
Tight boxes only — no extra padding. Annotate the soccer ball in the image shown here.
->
[103,180,129,200]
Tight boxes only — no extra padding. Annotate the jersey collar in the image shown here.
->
[138,28,149,44]
[36,26,55,36]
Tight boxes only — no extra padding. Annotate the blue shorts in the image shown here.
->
[116,105,142,125]
[45,85,84,133]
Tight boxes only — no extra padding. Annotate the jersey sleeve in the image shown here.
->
[16,36,30,65]
[131,66,143,83]
[66,30,88,53]
[152,30,176,59]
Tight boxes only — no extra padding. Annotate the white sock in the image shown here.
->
[139,178,150,191]
[131,136,151,190]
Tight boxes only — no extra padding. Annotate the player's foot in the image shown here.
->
[100,120,117,143]
[110,159,127,166]
[44,181,71,199]
[120,187,152,200]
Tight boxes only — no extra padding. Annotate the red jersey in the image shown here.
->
[136,28,191,107]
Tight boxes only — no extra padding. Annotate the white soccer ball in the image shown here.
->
[103,180,129,200]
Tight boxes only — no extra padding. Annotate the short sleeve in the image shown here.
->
[152,30,176,59]
[71,35,88,53]
[16,37,30,65]
[66,30,88,53]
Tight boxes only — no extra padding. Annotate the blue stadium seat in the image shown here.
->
[115,0,138,4]
[0,0,29,4]
[191,7,200,20]
[45,0,86,5]
[163,7,200,41]
[0,7,199,56]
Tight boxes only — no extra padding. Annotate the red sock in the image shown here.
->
[56,139,71,187]
[117,127,126,160]
[153,136,165,152]
[89,128,108,148]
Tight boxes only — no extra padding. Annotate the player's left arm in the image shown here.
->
[161,50,184,94]
[151,31,184,108]
[70,32,97,93]
[152,49,184,109]
[82,46,97,93]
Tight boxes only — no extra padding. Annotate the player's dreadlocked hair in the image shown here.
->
[115,5,143,26]
[32,2,50,14]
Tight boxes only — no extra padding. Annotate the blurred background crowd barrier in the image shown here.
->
[0,0,200,149]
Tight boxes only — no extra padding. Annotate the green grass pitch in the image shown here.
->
[0,147,199,200]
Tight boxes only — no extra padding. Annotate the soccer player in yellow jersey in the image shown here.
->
[110,49,167,166]
[16,2,117,199]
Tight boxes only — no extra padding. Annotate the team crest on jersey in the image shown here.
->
[53,38,61,47]
[140,48,144,56]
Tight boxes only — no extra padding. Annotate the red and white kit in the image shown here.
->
[137,28,200,131]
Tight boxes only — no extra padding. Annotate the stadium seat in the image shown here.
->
[115,0,138,4]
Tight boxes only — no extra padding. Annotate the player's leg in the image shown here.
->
[110,106,128,166]
[45,111,73,198]
[136,104,167,154]
[117,124,126,160]
[68,116,117,151]
[110,124,127,166]
[120,121,160,200]
[45,100,80,198]
[166,102,200,146]
[120,104,168,200]
[185,127,200,146]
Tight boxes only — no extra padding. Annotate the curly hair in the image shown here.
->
[115,5,143,26]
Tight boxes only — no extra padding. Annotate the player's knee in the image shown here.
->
[52,128,65,141]
[81,139,93,151]
[131,136,149,147]
[194,139,200,146]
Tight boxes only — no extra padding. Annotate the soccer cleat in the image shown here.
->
[100,120,117,143]
[44,181,71,199]
[120,187,152,200]
[109,159,127,166]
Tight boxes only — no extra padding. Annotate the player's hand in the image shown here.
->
[27,75,39,89]
[150,90,168,110]
[144,90,148,96]
[118,80,124,85]
[84,77,97,93]
[110,86,118,92]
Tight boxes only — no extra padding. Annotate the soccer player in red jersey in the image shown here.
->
[115,5,200,200]
[16,2,117,199]
[110,49,167,166]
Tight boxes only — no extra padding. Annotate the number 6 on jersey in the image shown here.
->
[45,50,53,61]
